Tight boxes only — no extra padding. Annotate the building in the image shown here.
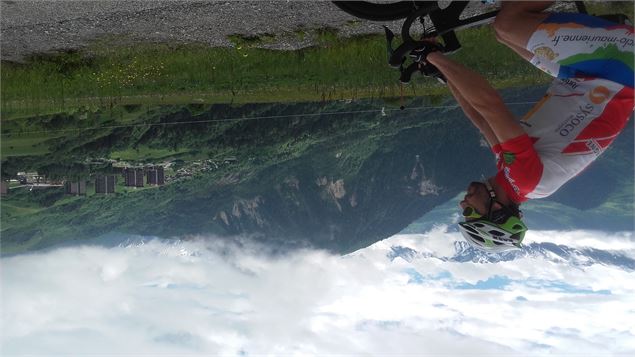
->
[17,172,46,185]
[124,168,144,187]
[64,180,87,196]
[1,181,8,197]
[146,167,165,186]
[95,175,116,194]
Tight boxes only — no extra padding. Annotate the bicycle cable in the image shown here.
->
[2,100,540,136]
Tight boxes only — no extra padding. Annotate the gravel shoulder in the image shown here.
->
[0,1,577,62]
[0,0,396,62]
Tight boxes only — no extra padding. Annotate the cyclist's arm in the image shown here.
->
[448,82,499,147]
[427,52,525,143]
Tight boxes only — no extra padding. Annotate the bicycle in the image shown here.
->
[332,1,628,84]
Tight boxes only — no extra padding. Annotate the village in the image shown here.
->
[0,156,238,198]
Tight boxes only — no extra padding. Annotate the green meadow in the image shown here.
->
[1,26,550,120]
[1,0,633,254]
[2,1,632,120]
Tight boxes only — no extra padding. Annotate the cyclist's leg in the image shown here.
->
[495,36,532,61]
[426,52,525,143]
[493,1,554,60]
[447,81,500,148]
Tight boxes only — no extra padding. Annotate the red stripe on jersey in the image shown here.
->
[562,86,634,154]
[562,141,590,155]
[596,137,617,150]
[606,24,634,34]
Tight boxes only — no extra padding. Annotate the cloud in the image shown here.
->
[529,229,635,251]
[1,227,635,355]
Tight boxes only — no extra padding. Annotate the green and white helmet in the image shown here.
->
[458,216,528,253]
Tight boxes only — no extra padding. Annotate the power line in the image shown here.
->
[1,101,539,136]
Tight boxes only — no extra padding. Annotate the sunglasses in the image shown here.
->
[462,206,483,220]
[464,205,512,224]
[462,180,513,224]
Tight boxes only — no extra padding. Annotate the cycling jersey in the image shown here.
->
[528,13,634,87]
[492,13,634,203]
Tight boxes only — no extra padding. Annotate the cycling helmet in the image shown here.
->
[458,215,527,253]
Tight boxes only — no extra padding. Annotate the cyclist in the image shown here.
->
[420,1,634,252]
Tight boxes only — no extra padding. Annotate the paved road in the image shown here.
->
[0,0,389,62]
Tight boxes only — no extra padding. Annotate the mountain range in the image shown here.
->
[1,85,633,255]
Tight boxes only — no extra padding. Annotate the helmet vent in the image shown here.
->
[488,230,504,237]
[463,225,478,234]
[468,233,485,243]
[474,223,485,228]
[513,224,523,230]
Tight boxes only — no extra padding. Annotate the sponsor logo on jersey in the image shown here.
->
[552,34,624,47]
[588,85,610,104]
[557,103,595,137]
[503,152,516,165]
[503,167,521,195]
[585,139,603,156]
[560,78,580,90]
[534,46,558,60]
[538,22,585,38]
[619,36,634,48]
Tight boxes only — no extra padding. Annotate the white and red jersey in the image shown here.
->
[492,13,634,203]
[493,78,634,203]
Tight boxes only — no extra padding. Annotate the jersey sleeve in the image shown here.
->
[494,134,544,203]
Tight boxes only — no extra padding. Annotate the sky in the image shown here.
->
[2,226,635,356]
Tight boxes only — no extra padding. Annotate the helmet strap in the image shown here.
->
[481,177,497,199]
[481,178,497,220]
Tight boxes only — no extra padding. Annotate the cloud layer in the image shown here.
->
[2,227,635,356]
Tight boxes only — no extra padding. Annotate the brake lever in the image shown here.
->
[389,40,427,68]
[383,25,395,61]
[399,62,420,84]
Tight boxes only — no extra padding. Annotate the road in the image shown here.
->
[0,0,385,62]
[0,1,576,62]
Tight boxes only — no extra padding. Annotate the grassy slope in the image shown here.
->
[2,2,632,253]
[3,1,631,120]
[1,26,548,120]
[0,101,377,253]
[1,23,548,159]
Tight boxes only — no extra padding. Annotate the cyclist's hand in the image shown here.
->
[420,37,444,52]
[409,39,444,63]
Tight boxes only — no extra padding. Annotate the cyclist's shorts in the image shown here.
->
[526,12,634,87]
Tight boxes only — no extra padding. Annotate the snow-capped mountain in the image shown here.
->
[387,241,635,270]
